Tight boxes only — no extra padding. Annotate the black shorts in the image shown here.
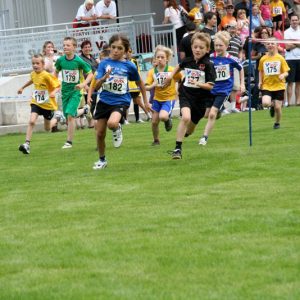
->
[179,97,211,124]
[31,103,54,120]
[212,95,230,110]
[272,15,282,23]
[93,101,129,120]
[261,90,285,101]
[286,60,300,83]
[130,91,140,99]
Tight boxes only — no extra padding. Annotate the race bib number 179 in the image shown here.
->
[62,70,80,83]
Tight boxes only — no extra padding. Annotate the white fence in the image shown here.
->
[0,14,178,76]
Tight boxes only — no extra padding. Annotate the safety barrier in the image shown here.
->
[0,13,178,76]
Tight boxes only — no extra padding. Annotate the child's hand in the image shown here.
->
[162,76,172,88]
[258,82,262,90]
[278,73,286,81]
[17,88,23,94]
[87,97,92,106]
[75,83,84,90]
[49,91,56,98]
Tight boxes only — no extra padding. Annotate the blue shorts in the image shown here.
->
[152,99,174,114]
[212,95,230,110]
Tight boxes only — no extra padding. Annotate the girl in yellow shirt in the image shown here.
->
[145,45,182,145]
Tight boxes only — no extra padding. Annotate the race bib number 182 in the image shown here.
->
[103,75,128,94]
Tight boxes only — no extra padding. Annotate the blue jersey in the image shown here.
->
[210,52,242,96]
[96,58,140,106]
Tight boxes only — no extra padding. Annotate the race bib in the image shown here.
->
[62,70,80,83]
[154,72,170,87]
[215,64,230,81]
[195,11,203,20]
[33,90,49,104]
[263,61,281,75]
[103,75,128,94]
[273,6,282,15]
[183,68,205,88]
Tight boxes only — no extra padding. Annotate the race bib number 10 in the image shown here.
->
[215,64,230,81]
[103,75,128,94]
[263,61,281,76]
[33,90,49,104]
[62,70,80,83]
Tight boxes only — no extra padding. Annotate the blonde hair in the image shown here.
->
[32,54,45,64]
[214,31,231,47]
[154,45,173,61]
[191,32,211,50]
[84,0,94,5]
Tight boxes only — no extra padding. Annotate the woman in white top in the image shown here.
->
[163,0,187,48]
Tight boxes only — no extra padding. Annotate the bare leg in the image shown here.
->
[203,106,219,137]
[151,111,160,141]
[295,82,300,105]
[287,82,294,106]
[25,113,39,141]
[95,119,107,157]
[176,107,191,142]
[67,116,75,142]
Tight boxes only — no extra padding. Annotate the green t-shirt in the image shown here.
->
[55,55,92,92]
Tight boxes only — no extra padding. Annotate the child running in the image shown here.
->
[145,45,182,145]
[258,38,289,129]
[54,37,93,149]
[17,54,61,154]
[165,32,216,159]
[92,34,151,170]
[199,31,245,146]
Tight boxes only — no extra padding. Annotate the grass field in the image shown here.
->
[1,108,300,300]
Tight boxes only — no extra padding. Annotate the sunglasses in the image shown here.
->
[226,6,234,9]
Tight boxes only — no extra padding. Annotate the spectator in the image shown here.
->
[80,40,99,128]
[179,21,197,60]
[234,0,250,17]
[260,0,273,28]
[271,0,286,31]
[226,20,243,112]
[219,4,236,30]
[201,12,217,53]
[95,0,117,25]
[162,0,188,48]
[250,4,265,31]
[284,14,300,106]
[188,0,204,28]
[74,0,98,28]
[236,9,250,45]
[202,0,217,13]
[42,41,59,74]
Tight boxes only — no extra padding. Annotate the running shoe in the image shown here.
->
[170,149,182,159]
[164,118,173,131]
[199,136,208,146]
[19,143,30,154]
[112,124,123,148]
[62,142,72,149]
[93,159,108,170]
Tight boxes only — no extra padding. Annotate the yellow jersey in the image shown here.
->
[30,70,60,110]
[146,65,182,101]
[270,0,286,17]
[128,58,141,94]
[258,53,289,91]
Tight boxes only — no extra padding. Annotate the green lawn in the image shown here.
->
[0,108,299,300]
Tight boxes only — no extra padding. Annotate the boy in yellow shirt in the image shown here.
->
[271,0,286,31]
[258,38,289,129]
[17,54,60,154]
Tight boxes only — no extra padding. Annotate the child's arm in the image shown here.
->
[18,80,33,94]
[49,86,61,98]
[195,82,214,90]
[144,82,157,91]
[258,71,263,90]
[75,72,94,90]
[87,85,95,106]
[279,72,288,81]
[136,80,152,112]
[240,68,245,93]
[163,64,181,87]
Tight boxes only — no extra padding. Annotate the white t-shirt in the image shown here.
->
[95,0,117,25]
[75,4,96,24]
[164,7,184,29]
[284,26,300,60]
